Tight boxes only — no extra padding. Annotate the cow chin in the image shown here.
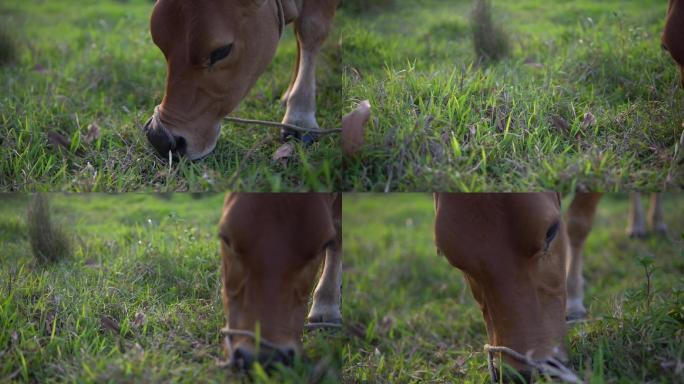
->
[183,124,221,161]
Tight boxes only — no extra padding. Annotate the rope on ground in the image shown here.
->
[484,344,582,384]
[223,116,341,135]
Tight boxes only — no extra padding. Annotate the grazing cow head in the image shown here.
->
[434,193,568,378]
[144,0,284,159]
[218,193,337,370]
[663,0,684,87]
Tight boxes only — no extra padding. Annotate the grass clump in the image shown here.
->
[26,194,71,264]
[471,0,510,62]
[0,27,17,65]
[342,0,395,14]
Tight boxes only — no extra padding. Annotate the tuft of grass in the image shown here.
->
[0,27,17,65]
[26,193,71,264]
[470,0,510,63]
[341,0,395,15]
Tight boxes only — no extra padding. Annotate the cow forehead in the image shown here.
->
[435,193,561,260]
[152,0,247,56]
[220,194,334,245]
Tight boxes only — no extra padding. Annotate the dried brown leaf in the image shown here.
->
[272,142,295,165]
[342,100,371,157]
[84,123,101,144]
[550,115,570,134]
[581,112,596,129]
[132,311,146,330]
[100,316,121,335]
[47,131,71,150]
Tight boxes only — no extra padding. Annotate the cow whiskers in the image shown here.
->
[484,344,582,384]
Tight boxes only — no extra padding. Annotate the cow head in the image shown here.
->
[218,193,337,370]
[144,0,283,159]
[663,0,684,88]
[434,193,568,379]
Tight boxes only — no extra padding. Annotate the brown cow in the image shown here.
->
[434,193,668,380]
[434,193,569,380]
[144,0,339,160]
[218,193,342,370]
[663,0,684,87]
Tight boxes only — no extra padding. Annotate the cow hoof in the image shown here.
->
[627,228,648,239]
[280,128,318,147]
[566,310,588,323]
[307,305,342,325]
[652,224,668,237]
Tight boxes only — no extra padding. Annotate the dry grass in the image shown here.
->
[471,0,510,62]
[26,194,71,264]
[0,27,17,65]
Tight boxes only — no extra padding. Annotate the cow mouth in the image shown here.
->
[142,106,186,159]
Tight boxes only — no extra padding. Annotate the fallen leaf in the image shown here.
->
[132,311,146,330]
[272,142,295,165]
[47,131,71,151]
[550,115,570,134]
[454,355,467,369]
[100,316,121,335]
[47,131,84,156]
[342,100,372,157]
[84,122,101,144]
[581,112,596,129]
[524,58,544,68]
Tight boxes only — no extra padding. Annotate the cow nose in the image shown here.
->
[230,347,255,371]
[142,116,187,159]
[229,346,296,371]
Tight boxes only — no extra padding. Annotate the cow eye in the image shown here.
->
[218,233,231,247]
[209,44,233,65]
[322,239,335,251]
[544,221,560,251]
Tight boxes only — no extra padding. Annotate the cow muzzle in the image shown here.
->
[220,327,297,371]
[142,106,187,159]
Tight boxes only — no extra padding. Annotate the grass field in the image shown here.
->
[341,0,684,191]
[342,194,684,382]
[0,194,341,383]
[0,0,341,192]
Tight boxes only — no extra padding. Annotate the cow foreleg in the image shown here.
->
[308,242,342,324]
[627,193,647,238]
[648,193,668,236]
[308,196,342,324]
[565,193,602,321]
[281,0,337,144]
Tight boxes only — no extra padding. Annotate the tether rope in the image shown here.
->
[223,116,341,135]
[484,344,582,384]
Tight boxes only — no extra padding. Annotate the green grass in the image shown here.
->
[340,0,684,191]
[0,0,341,192]
[0,194,341,383]
[341,194,684,382]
